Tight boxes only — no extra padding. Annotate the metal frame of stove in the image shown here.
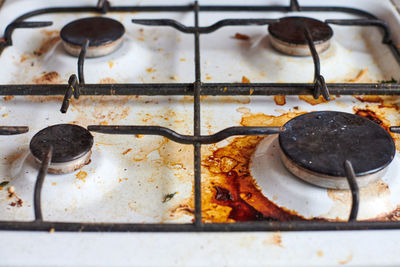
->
[0,0,400,232]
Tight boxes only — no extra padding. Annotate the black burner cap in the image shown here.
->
[30,124,94,163]
[279,111,395,177]
[268,16,333,45]
[60,17,125,47]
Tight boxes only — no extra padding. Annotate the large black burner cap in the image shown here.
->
[268,16,333,45]
[30,124,93,163]
[279,111,395,177]
[60,17,125,47]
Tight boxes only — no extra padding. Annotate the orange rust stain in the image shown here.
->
[20,54,31,62]
[146,67,156,73]
[2,113,8,118]
[206,76,212,80]
[338,253,353,265]
[4,151,24,165]
[3,96,14,101]
[179,58,186,62]
[317,250,324,257]
[274,95,286,106]
[33,71,61,84]
[348,68,368,83]
[108,61,114,69]
[241,76,250,83]
[76,171,87,181]
[198,112,310,223]
[234,33,250,40]
[122,148,132,155]
[298,95,335,105]
[354,96,383,103]
[99,77,117,84]
[262,233,284,247]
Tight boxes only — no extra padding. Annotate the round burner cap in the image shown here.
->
[60,17,125,47]
[279,111,395,178]
[268,16,333,45]
[60,17,125,57]
[30,124,94,163]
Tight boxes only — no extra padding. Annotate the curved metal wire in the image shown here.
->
[344,160,360,222]
[87,125,282,144]
[132,18,278,34]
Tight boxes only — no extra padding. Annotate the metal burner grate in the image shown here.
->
[1,0,400,232]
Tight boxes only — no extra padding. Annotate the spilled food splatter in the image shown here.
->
[200,111,309,223]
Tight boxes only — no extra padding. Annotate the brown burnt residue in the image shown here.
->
[201,112,309,223]
[354,109,387,130]
[298,95,336,105]
[3,96,14,101]
[32,71,61,84]
[353,106,400,151]
[33,30,61,56]
[274,95,286,106]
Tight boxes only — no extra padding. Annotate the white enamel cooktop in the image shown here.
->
[2,0,400,266]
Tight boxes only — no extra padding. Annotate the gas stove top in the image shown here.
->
[2,0,400,265]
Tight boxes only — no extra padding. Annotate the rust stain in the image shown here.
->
[32,71,61,84]
[33,30,61,56]
[20,54,31,62]
[353,106,400,151]
[75,171,87,181]
[197,111,311,223]
[234,33,250,40]
[108,61,114,69]
[298,95,335,105]
[348,68,368,83]
[99,77,117,84]
[122,148,132,155]
[146,67,156,73]
[338,253,353,265]
[236,107,251,114]
[3,96,14,101]
[274,95,286,106]
[317,250,324,258]
[7,186,23,208]
[4,151,24,165]
[241,76,250,83]
[262,233,284,247]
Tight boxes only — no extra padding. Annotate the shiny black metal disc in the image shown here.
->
[60,17,125,47]
[279,111,395,177]
[30,124,93,163]
[268,16,333,45]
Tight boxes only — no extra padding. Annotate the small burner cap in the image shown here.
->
[30,124,93,163]
[269,16,333,45]
[60,17,125,57]
[268,17,333,56]
[279,111,395,182]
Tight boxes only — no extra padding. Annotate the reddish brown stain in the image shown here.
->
[33,71,61,84]
[234,33,250,40]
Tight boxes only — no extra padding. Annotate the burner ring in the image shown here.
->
[279,111,395,189]
[30,124,94,174]
[60,17,125,57]
[268,16,333,56]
